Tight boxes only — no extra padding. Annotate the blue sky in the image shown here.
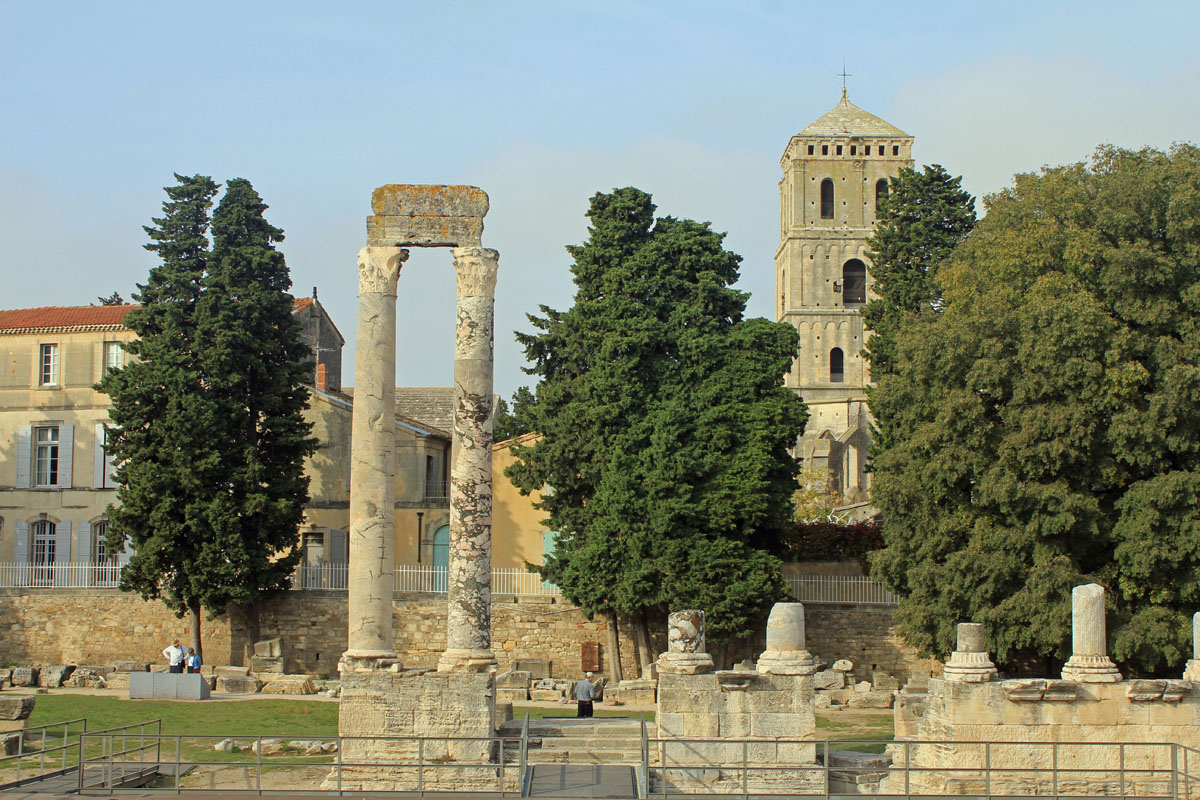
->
[2,0,1198,397]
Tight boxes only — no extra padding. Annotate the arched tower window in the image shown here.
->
[875,179,889,210]
[820,179,834,219]
[843,259,867,306]
[830,348,845,383]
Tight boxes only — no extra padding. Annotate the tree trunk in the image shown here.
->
[634,610,654,679]
[605,613,623,685]
[189,602,203,661]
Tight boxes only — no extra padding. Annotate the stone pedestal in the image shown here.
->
[1061,584,1122,683]
[344,246,408,668]
[329,670,499,791]
[942,622,997,683]
[756,602,818,675]
[657,610,715,675]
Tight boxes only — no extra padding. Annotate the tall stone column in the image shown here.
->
[437,246,500,673]
[343,245,408,671]
[1060,583,1122,683]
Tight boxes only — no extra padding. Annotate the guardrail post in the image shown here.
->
[336,736,343,793]
[742,739,748,800]
[1172,744,1179,800]
[823,739,830,799]
[904,740,910,800]
[498,732,505,794]
[256,735,263,794]
[175,734,182,794]
[1120,742,1126,800]
[418,737,424,795]
[985,741,991,799]
[1052,741,1059,800]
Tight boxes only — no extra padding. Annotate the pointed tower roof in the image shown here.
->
[799,90,909,138]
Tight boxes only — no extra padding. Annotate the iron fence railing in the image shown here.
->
[0,717,87,788]
[785,574,900,605]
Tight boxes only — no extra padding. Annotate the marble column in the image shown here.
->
[1060,583,1122,683]
[756,602,818,675]
[342,246,408,671]
[1183,612,1200,681]
[437,246,500,673]
[943,622,997,682]
[656,610,715,675]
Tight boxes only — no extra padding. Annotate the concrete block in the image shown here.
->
[130,672,210,700]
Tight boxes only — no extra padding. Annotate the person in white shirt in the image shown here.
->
[573,671,596,718]
[163,638,185,674]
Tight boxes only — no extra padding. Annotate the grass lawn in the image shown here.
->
[815,709,894,753]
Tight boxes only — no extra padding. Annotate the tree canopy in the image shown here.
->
[506,187,807,644]
[98,174,315,655]
[868,145,1200,672]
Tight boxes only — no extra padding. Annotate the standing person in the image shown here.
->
[163,638,184,673]
[186,647,202,674]
[573,671,596,718]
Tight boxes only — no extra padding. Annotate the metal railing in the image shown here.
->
[424,479,450,502]
[0,562,121,588]
[0,717,87,788]
[51,731,1200,798]
[76,719,162,791]
[785,574,899,605]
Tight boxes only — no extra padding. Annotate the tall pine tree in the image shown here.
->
[99,176,315,658]
[507,188,807,661]
[98,174,219,655]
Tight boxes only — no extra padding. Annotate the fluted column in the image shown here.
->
[437,246,500,673]
[343,245,408,671]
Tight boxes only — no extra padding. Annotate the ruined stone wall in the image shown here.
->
[0,589,641,679]
[803,603,941,683]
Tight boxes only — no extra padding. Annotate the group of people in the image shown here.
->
[162,639,202,674]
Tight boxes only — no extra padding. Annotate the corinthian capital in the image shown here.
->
[357,246,409,294]
[452,247,499,297]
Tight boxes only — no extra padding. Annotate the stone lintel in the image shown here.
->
[367,215,485,249]
[371,184,489,218]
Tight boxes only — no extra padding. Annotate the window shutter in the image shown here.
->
[57,424,74,488]
[93,424,106,489]
[16,427,32,488]
[54,522,71,586]
[345,436,352,492]
[75,521,91,564]
[13,521,29,564]
[330,529,348,564]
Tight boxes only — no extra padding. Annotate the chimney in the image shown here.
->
[316,363,328,392]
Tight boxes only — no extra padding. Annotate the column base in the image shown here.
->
[943,649,998,683]
[436,648,498,673]
[1061,654,1122,683]
[339,650,403,674]
[756,649,819,675]
[656,651,715,675]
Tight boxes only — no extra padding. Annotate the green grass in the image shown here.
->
[814,711,894,753]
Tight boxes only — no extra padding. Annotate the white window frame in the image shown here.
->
[34,425,60,487]
[93,520,110,563]
[103,341,125,372]
[40,343,59,386]
[31,520,56,565]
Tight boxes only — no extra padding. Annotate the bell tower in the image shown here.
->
[775,90,913,507]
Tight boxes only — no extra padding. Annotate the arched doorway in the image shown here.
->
[432,524,449,592]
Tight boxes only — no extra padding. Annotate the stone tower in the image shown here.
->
[775,90,913,508]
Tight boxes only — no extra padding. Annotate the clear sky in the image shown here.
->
[2,0,1198,398]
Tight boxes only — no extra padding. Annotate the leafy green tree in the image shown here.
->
[98,173,219,655]
[96,291,126,305]
[99,176,315,658]
[507,187,807,654]
[493,386,536,442]
[868,145,1200,673]
[863,165,975,382]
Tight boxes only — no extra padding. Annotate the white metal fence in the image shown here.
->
[0,562,897,604]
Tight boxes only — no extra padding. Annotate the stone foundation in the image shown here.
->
[657,671,819,794]
[885,677,1200,796]
[329,670,502,791]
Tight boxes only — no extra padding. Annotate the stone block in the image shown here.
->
[496,687,527,703]
[814,693,833,709]
[214,665,251,677]
[0,668,12,688]
[217,676,263,694]
[751,711,811,737]
[371,184,489,218]
[515,659,552,679]
[11,667,38,687]
[105,672,130,691]
[130,672,210,700]
[261,676,316,695]
[253,638,283,658]
[814,669,843,690]
[616,681,656,706]
[65,668,108,689]
[495,670,530,689]
[38,665,74,688]
[251,656,284,674]
[529,688,562,702]
[847,691,894,709]
[112,661,149,673]
[2,733,21,756]
[718,711,752,737]
[832,659,853,672]
[0,696,36,721]
[872,671,899,691]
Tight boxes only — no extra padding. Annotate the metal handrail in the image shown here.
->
[0,717,87,788]
[518,712,530,797]
[76,719,162,791]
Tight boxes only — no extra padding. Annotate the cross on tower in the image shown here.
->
[838,58,851,97]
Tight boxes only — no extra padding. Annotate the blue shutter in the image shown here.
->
[53,522,71,586]
[16,427,32,488]
[75,521,91,564]
[13,521,29,564]
[57,424,74,488]
[93,424,106,489]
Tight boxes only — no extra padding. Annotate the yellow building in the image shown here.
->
[775,90,913,509]
[0,300,547,588]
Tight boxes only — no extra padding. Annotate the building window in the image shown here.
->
[822,145,828,155]
[807,145,814,155]
[32,520,56,565]
[850,145,857,155]
[836,145,843,155]
[830,348,845,383]
[876,178,889,210]
[893,145,899,156]
[34,426,59,487]
[93,521,110,562]
[40,344,59,385]
[820,179,835,219]
[865,146,872,155]
[103,341,124,372]
[843,259,867,306]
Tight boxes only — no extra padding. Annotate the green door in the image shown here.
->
[432,524,449,592]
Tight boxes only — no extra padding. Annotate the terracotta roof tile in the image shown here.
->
[0,305,138,335]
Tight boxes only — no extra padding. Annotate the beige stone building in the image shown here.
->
[0,299,548,585]
[775,90,913,508]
